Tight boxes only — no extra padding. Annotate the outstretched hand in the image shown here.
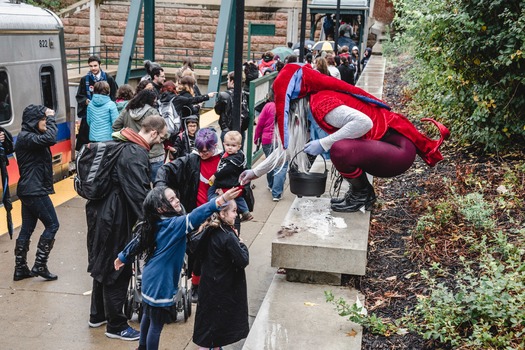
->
[114,257,124,271]
[304,140,325,156]
[239,169,256,185]
[223,187,242,201]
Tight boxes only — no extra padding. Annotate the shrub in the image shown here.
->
[390,0,525,150]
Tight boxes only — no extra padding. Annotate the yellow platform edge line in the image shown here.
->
[1,111,219,237]
[1,176,77,237]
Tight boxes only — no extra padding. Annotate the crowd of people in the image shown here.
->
[5,33,449,348]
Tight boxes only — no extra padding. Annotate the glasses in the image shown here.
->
[198,147,215,155]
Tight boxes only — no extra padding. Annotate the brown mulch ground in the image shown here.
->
[355,55,524,349]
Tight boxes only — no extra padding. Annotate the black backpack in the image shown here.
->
[74,141,128,200]
[221,90,251,132]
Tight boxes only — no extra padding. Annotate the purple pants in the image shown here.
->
[330,130,417,178]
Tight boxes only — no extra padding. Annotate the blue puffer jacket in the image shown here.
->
[87,94,119,142]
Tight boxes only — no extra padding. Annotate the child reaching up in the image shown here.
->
[114,186,241,350]
[208,130,253,222]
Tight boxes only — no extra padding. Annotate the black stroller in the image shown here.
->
[124,254,192,323]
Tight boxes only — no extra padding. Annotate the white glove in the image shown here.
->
[239,169,256,185]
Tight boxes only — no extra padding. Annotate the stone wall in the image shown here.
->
[61,1,311,66]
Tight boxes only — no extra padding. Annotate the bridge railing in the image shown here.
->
[65,45,264,74]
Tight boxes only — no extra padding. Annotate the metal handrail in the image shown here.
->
[65,45,265,73]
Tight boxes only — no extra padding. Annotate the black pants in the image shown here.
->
[90,269,131,333]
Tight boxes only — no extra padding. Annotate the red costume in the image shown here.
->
[270,63,450,212]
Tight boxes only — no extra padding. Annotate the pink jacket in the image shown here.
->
[254,102,276,146]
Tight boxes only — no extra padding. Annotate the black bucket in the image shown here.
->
[288,150,328,197]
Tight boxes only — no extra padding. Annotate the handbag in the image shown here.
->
[242,182,255,212]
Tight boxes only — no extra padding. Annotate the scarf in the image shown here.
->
[85,70,108,100]
[114,127,151,151]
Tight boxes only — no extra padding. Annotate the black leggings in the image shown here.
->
[330,130,417,178]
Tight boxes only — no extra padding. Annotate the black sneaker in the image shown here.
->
[105,326,140,341]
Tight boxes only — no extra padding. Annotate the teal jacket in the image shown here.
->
[87,94,119,142]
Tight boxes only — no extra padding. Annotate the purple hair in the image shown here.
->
[195,128,218,151]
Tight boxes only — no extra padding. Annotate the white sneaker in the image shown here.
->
[272,197,280,202]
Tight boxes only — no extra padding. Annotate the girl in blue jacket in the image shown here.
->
[115,185,240,350]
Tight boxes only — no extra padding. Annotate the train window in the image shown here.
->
[40,66,57,111]
[0,70,12,124]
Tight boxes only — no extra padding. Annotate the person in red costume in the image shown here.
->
[239,63,450,212]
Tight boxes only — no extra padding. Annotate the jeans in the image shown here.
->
[149,160,164,184]
[262,144,288,199]
[18,195,59,241]
[139,304,167,350]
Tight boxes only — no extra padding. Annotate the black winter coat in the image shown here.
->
[155,151,220,211]
[172,91,209,118]
[86,140,150,284]
[192,224,249,347]
[213,151,246,188]
[0,126,14,165]
[15,105,57,197]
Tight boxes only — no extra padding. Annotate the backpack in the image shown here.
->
[223,90,251,132]
[74,141,128,200]
[158,97,181,135]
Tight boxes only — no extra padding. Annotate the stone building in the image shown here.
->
[60,0,394,66]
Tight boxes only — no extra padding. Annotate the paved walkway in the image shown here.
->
[0,114,289,350]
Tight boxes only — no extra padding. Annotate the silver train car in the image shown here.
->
[0,0,73,190]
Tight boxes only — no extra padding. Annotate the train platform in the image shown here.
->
[0,112,288,350]
[1,50,387,349]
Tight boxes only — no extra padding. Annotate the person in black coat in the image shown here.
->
[75,55,118,151]
[86,115,168,341]
[172,75,215,119]
[14,105,59,281]
[155,128,223,303]
[338,56,356,86]
[192,200,249,349]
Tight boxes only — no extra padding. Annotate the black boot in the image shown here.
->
[190,284,199,304]
[331,173,376,212]
[14,239,34,281]
[330,179,352,204]
[31,237,58,281]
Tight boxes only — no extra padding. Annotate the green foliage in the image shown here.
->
[390,0,525,150]
[407,235,525,349]
[24,0,67,12]
[325,291,402,336]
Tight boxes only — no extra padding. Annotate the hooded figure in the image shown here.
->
[14,104,59,281]
[239,63,450,212]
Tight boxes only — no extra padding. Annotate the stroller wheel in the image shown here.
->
[182,291,189,321]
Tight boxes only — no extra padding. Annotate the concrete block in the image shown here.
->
[243,274,363,350]
[271,195,369,276]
